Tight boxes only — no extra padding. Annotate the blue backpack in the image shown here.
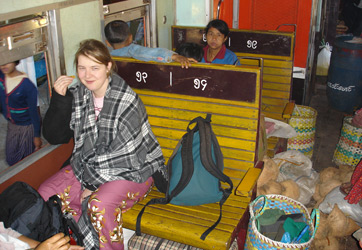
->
[136,114,233,240]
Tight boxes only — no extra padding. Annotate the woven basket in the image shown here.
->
[287,105,317,158]
[245,195,319,250]
[333,117,362,167]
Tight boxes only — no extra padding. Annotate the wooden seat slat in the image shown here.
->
[135,202,245,222]
[161,146,256,165]
[261,96,290,107]
[152,128,256,152]
[139,95,260,118]
[262,89,290,100]
[143,188,252,206]
[149,117,258,140]
[239,58,293,69]
[261,67,294,76]
[135,89,260,109]
[263,82,292,92]
[127,205,241,231]
[146,107,259,129]
[223,159,255,171]
[263,74,292,84]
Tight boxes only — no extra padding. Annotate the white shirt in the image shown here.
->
[0,222,30,250]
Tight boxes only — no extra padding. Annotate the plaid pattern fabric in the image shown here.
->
[69,74,165,189]
[128,233,201,250]
[128,233,239,250]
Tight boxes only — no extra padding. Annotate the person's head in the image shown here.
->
[176,43,204,62]
[0,60,20,75]
[205,19,229,50]
[74,39,115,97]
[104,20,133,49]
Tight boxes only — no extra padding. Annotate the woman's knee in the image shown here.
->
[90,178,153,208]
[38,165,80,200]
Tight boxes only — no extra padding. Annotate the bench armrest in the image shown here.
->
[282,101,295,120]
[235,161,263,197]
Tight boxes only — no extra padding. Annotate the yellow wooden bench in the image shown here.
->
[172,26,295,157]
[114,57,263,249]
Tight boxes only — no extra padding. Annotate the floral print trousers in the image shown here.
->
[38,165,153,250]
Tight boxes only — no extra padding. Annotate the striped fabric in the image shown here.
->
[5,122,34,166]
[128,233,200,250]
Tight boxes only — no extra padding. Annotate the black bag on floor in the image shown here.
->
[0,181,83,245]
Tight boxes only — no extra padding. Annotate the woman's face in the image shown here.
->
[0,62,17,75]
[77,54,111,97]
[206,27,227,50]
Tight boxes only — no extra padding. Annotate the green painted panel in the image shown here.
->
[157,0,174,50]
[175,0,210,26]
[60,2,102,76]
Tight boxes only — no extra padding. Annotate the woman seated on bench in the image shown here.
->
[201,19,240,65]
[38,39,166,250]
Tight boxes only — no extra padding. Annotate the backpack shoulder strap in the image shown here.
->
[198,114,233,192]
[136,197,168,236]
[168,129,195,199]
[197,114,234,240]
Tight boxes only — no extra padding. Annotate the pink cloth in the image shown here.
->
[352,108,362,127]
[38,165,153,249]
[38,165,82,221]
[265,121,275,134]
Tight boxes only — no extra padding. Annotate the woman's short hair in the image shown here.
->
[176,43,204,62]
[74,39,116,75]
[205,19,230,37]
[104,20,130,45]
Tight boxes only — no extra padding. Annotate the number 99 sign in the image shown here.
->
[194,78,207,91]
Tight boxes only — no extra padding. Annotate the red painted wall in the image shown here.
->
[238,0,312,68]
[213,0,234,27]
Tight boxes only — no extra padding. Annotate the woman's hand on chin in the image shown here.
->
[54,76,75,96]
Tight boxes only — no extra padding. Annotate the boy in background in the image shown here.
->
[176,42,204,62]
[105,20,196,68]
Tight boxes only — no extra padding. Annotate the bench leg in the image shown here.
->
[237,210,250,250]
[236,164,261,249]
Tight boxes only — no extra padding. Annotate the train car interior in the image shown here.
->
[0,0,361,249]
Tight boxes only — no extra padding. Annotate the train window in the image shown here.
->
[129,18,145,46]
[0,14,59,172]
[103,0,151,47]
